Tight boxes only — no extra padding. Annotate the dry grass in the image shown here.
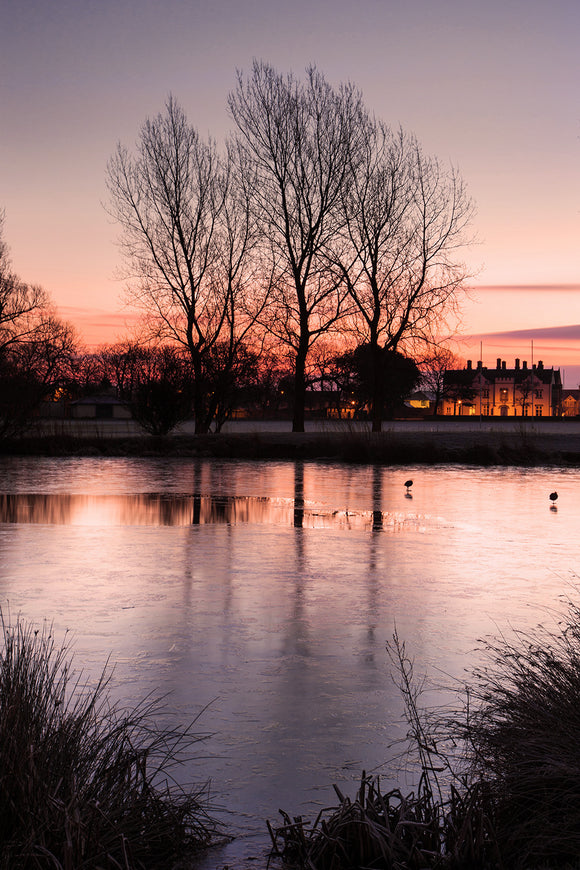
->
[0,612,220,869]
[268,632,498,870]
[269,606,580,870]
[460,597,580,868]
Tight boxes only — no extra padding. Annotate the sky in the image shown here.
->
[1,0,578,380]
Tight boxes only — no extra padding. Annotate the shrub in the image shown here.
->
[463,597,580,867]
[0,613,220,869]
[270,604,580,869]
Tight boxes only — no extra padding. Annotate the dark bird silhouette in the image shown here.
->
[404,479,413,492]
[549,491,558,503]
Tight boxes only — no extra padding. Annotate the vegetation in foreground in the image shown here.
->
[269,598,580,869]
[7,595,580,869]
[0,613,220,869]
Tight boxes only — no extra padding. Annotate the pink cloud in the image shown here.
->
[472,324,580,342]
[58,306,141,347]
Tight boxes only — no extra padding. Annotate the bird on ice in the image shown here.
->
[404,479,413,493]
[549,491,558,504]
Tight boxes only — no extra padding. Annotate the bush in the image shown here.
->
[463,597,580,867]
[0,613,220,869]
[270,604,580,869]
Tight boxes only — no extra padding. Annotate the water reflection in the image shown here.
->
[1,457,577,868]
[294,461,305,529]
[372,464,383,532]
[0,491,415,532]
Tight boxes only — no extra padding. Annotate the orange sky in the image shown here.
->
[451,285,580,387]
[56,285,580,388]
[1,1,578,379]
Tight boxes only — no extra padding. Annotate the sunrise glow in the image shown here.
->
[1,1,578,374]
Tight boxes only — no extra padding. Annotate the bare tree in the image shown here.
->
[515,371,535,417]
[0,212,77,436]
[228,61,366,431]
[95,341,194,435]
[0,212,54,355]
[106,97,261,433]
[336,120,474,430]
[418,347,464,415]
[203,339,261,432]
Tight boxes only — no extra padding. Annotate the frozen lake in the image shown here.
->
[0,456,578,866]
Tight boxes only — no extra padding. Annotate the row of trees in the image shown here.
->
[0,200,466,437]
[1,62,473,437]
[106,62,474,433]
[0,226,455,438]
[95,340,426,435]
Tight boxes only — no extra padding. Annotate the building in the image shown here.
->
[561,389,580,417]
[70,395,132,420]
[440,358,562,417]
[407,390,432,411]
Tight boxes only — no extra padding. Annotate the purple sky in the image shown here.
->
[1,0,578,377]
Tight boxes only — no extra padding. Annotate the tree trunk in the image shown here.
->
[292,347,307,433]
[192,357,210,434]
[194,404,210,434]
[370,338,383,432]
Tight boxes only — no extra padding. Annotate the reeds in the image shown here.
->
[270,606,580,870]
[0,613,220,869]
[268,772,451,870]
[460,596,580,867]
[268,631,497,870]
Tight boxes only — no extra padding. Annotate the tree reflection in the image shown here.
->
[293,461,305,529]
[372,464,383,532]
[0,486,403,532]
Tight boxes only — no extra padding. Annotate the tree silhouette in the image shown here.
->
[336,345,420,420]
[335,119,473,430]
[229,61,366,431]
[106,98,262,433]
[0,212,76,436]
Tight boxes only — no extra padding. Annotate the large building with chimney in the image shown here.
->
[440,358,562,417]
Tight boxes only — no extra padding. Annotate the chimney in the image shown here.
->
[502,360,506,371]
[467,359,472,370]
[538,360,543,371]
[523,360,528,370]
[477,360,482,370]
[515,358,520,370]
[496,357,501,370]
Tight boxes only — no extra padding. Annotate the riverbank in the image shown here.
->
[3,420,580,465]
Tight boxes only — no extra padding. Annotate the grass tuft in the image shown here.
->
[461,597,580,867]
[0,612,221,869]
[270,604,580,869]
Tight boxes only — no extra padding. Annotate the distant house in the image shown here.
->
[406,390,432,411]
[561,389,580,417]
[440,358,562,417]
[70,395,132,420]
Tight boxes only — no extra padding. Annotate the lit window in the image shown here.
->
[535,406,543,416]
